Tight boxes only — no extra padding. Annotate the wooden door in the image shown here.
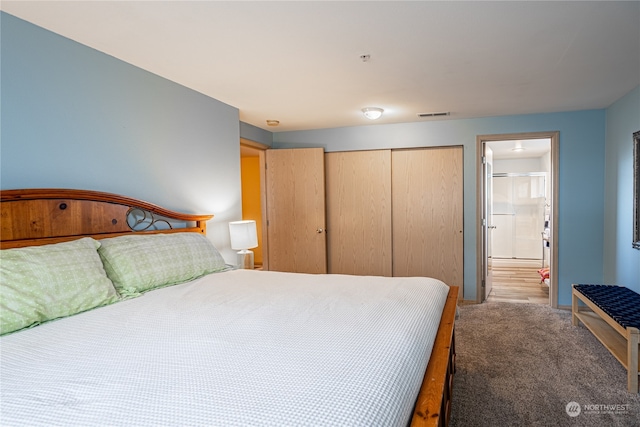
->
[265,148,327,273]
[392,147,464,289]
[325,150,392,276]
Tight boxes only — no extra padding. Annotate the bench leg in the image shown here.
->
[628,327,639,393]
[571,287,579,326]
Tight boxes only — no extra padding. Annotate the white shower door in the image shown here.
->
[492,173,546,260]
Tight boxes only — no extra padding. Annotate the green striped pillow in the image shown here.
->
[0,238,120,335]
[98,232,226,296]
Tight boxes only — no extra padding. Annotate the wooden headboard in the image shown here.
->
[0,189,213,249]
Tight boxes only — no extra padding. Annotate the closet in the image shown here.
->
[325,150,393,276]
[325,146,463,290]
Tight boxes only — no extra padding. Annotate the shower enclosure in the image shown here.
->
[492,173,547,262]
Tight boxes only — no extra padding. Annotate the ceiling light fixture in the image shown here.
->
[511,141,526,152]
[266,120,280,127]
[362,107,384,120]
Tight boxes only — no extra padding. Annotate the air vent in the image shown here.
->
[418,112,450,118]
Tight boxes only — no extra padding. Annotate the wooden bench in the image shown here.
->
[572,284,639,393]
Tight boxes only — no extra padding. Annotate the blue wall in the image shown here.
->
[273,110,607,305]
[240,121,273,146]
[1,12,242,261]
[604,86,640,292]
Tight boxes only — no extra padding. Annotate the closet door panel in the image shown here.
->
[392,147,463,289]
[325,150,392,276]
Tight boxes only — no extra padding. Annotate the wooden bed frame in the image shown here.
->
[0,188,458,427]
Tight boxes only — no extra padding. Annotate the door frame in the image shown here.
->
[475,131,559,307]
[240,138,269,269]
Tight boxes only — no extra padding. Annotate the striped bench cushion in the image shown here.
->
[574,284,640,329]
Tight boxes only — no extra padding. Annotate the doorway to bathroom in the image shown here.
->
[477,132,559,307]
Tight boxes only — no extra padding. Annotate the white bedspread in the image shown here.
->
[1,270,449,427]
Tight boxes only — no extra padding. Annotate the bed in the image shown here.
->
[0,188,458,427]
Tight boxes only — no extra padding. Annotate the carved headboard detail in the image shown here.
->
[0,189,213,249]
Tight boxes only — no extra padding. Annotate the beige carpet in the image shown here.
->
[449,302,640,427]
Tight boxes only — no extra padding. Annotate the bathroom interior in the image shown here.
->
[487,138,551,304]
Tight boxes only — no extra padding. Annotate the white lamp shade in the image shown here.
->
[229,220,258,250]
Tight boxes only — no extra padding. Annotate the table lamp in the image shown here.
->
[229,220,258,269]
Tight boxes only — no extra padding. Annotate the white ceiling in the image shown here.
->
[487,139,550,160]
[2,1,639,132]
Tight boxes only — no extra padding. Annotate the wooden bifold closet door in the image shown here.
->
[325,146,463,290]
[325,150,393,276]
[391,147,463,289]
